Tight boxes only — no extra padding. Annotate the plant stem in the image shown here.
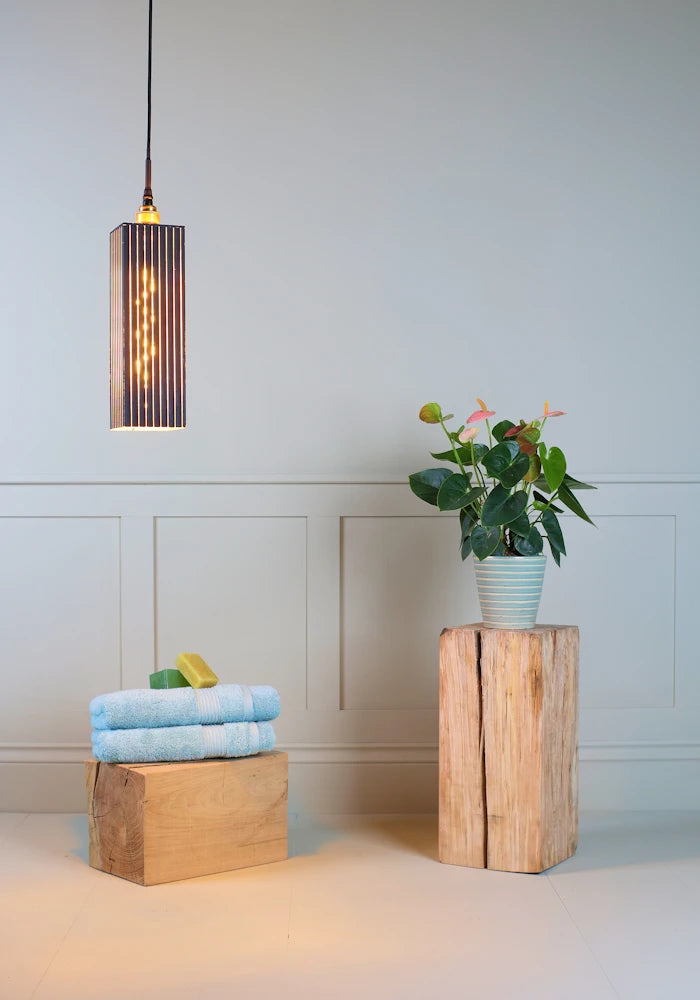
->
[469,440,487,491]
[439,418,469,479]
[531,489,560,526]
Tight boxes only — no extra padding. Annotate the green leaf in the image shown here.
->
[492,420,516,443]
[462,486,488,507]
[430,446,474,465]
[460,505,477,526]
[558,484,595,525]
[460,533,473,560]
[541,445,567,492]
[482,441,519,477]
[482,439,530,488]
[471,525,502,560]
[461,510,474,535]
[514,526,544,555]
[535,474,595,493]
[508,512,532,538]
[499,451,531,488]
[446,442,488,467]
[524,454,541,483]
[481,486,528,527]
[534,499,564,513]
[419,403,442,424]
[408,468,452,506]
[437,474,482,511]
[541,509,566,555]
[518,424,540,447]
[547,536,562,566]
[533,490,564,512]
[460,510,478,561]
[467,443,489,466]
[562,474,597,491]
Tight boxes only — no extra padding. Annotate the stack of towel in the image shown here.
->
[90,684,280,763]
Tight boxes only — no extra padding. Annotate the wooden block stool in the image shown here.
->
[439,625,578,873]
[85,751,288,885]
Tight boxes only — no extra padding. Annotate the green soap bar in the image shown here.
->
[149,669,191,689]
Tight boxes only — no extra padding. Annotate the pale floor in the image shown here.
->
[1,812,699,1000]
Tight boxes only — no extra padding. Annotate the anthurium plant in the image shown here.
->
[409,399,596,563]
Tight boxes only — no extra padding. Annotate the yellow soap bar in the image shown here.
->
[175,653,219,688]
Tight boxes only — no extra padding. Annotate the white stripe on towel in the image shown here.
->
[240,684,254,721]
[248,722,260,755]
[194,688,223,725]
[202,725,228,758]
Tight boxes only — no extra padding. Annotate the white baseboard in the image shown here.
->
[3,740,700,764]
[3,743,700,813]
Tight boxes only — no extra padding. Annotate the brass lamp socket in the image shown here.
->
[136,204,161,224]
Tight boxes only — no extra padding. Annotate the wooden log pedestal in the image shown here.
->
[439,625,578,874]
[85,751,288,885]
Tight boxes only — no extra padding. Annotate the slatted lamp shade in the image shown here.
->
[110,0,186,430]
[110,222,185,429]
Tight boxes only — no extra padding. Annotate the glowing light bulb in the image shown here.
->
[110,220,185,429]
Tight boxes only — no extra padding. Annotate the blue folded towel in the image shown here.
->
[90,684,280,731]
[91,721,276,763]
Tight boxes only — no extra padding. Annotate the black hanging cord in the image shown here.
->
[143,0,154,205]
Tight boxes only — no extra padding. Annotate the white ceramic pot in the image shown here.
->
[474,554,547,629]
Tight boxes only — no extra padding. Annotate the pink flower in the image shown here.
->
[540,400,566,418]
[466,408,496,424]
[503,425,521,438]
[458,426,479,443]
[466,398,495,424]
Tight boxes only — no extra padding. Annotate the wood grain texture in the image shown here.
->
[86,758,146,880]
[439,624,578,873]
[86,752,288,885]
[439,626,486,867]
[541,626,579,871]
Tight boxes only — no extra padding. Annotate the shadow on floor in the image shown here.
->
[551,811,700,874]
[69,814,90,863]
[363,815,440,862]
[0,813,91,866]
[288,821,344,858]
[287,787,346,858]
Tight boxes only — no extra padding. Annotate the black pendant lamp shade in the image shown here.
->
[110,223,185,428]
[110,0,186,430]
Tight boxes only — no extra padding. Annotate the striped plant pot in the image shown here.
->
[474,555,547,629]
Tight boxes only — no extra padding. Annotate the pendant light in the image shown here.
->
[110,0,186,429]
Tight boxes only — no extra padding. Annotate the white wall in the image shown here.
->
[1,479,700,813]
[1,1,699,811]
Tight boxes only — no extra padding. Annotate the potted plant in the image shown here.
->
[409,398,596,628]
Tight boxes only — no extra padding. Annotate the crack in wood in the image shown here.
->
[439,624,578,873]
[476,628,488,868]
[84,754,288,884]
